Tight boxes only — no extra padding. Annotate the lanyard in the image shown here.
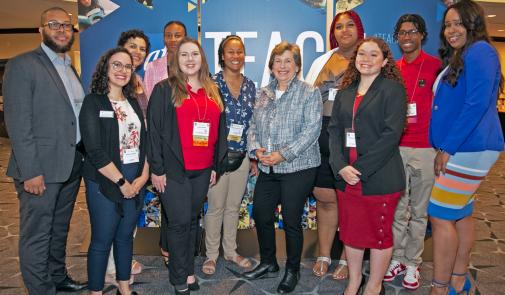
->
[225,77,244,123]
[400,56,425,103]
[188,89,209,122]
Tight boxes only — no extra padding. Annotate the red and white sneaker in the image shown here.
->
[383,260,406,282]
[402,265,421,290]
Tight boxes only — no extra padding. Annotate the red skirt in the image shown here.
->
[337,148,402,249]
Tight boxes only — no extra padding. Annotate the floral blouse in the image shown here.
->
[213,71,256,152]
[110,99,142,163]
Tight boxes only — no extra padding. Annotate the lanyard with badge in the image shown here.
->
[226,90,245,143]
[400,57,425,124]
[345,95,361,148]
[190,91,211,147]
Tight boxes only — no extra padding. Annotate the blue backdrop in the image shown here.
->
[79,0,197,90]
[201,0,327,87]
[351,0,445,59]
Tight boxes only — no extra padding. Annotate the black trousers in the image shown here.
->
[159,168,211,287]
[253,167,317,271]
[15,150,82,295]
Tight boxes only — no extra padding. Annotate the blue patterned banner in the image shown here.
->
[79,0,197,89]
[201,0,327,87]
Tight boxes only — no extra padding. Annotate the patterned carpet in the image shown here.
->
[0,137,504,294]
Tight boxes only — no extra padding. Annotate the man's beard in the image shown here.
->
[42,30,74,53]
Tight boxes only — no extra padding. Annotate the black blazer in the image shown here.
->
[79,93,147,204]
[328,74,407,195]
[147,80,228,183]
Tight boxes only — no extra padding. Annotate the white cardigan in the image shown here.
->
[304,48,339,86]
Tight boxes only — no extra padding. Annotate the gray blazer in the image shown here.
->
[3,46,81,183]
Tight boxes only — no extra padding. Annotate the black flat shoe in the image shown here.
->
[55,275,87,292]
[188,278,200,291]
[174,287,189,295]
[277,269,300,294]
[116,290,138,295]
[242,262,280,280]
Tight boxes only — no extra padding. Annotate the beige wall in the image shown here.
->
[1,33,81,72]
[0,34,42,59]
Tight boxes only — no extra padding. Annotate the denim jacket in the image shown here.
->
[247,78,322,174]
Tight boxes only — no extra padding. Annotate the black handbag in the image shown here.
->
[224,150,246,172]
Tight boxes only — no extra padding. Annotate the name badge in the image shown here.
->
[345,128,356,148]
[328,88,338,101]
[123,148,140,164]
[99,110,114,118]
[228,123,244,142]
[193,122,210,147]
[407,103,417,117]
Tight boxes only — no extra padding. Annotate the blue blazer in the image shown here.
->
[430,41,504,155]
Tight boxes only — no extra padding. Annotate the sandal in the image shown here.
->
[225,255,252,268]
[332,259,349,280]
[131,260,143,275]
[431,279,450,293]
[202,258,216,275]
[312,256,331,277]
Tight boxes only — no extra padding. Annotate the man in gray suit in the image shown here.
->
[3,7,87,295]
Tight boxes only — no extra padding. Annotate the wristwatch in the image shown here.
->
[116,177,126,187]
[436,148,445,154]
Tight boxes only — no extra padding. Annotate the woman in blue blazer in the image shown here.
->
[429,1,504,294]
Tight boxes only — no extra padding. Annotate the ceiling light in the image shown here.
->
[487,14,497,17]
[498,29,505,32]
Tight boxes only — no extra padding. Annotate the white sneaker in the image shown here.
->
[402,265,420,290]
[383,260,405,282]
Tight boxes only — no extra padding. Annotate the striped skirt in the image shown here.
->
[428,150,500,220]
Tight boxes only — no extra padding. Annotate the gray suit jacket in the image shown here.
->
[3,46,82,183]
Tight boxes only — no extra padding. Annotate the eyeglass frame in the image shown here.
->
[397,29,421,38]
[42,21,74,32]
[109,61,134,73]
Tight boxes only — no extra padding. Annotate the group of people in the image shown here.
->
[2,0,503,295]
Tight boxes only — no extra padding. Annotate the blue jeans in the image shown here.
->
[86,163,144,291]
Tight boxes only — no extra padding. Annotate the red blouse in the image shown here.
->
[176,84,221,170]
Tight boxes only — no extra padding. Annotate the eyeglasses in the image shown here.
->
[397,29,419,37]
[110,61,134,72]
[43,21,73,31]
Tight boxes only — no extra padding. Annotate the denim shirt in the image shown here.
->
[247,78,322,174]
[213,71,256,152]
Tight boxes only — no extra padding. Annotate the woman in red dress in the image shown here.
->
[328,37,407,295]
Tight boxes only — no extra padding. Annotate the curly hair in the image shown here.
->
[329,10,365,50]
[116,29,151,54]
[168,37,223,111]
[439,0,501,90]
[394,14,428,42]
[217,35,245,69]
[340,37,404,89]
[90,47,136,98]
